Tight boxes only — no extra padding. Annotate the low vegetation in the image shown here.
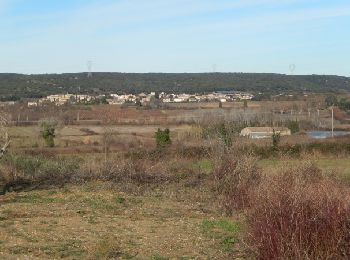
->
[1,115,350,258]
[0,154,80,194]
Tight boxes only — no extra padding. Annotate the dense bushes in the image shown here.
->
[213,154,261,213]
[305,142,350,155]
[212,155,350,259]
[247,163,350,259]
[239,141,350,159]
[0,151,209,194]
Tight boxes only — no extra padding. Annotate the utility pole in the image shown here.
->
[331,106,334,138]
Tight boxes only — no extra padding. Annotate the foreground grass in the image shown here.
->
[0,182,243,259]
[2,152,348,259]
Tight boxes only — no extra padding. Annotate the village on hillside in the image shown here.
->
[0,91,254,107]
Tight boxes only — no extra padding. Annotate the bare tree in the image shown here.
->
[102,126,116,163]
[0,113,10,158]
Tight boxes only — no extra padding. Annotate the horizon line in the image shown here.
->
[0,72,349,77]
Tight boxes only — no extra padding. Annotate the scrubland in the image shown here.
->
[1,109,350,259]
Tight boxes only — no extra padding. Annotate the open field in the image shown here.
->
[4,99,338,127]
[0,181,245,259]
[8,125,193,151]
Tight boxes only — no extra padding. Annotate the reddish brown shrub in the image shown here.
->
[213,154,261,213]
[248,163,350,260]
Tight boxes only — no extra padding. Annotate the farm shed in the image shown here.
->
[240,127,291,139]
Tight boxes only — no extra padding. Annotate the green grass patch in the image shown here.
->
[178,256,195,260]
[115,197,126,204]
[193,159,213,173]
[152,255,169,260]
[202,219,241,252]
[0,210,15,227]
[79,196,129,213]
[9,245,30,255]
[202,219,240,233]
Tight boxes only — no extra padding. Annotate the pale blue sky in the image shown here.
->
[0,0,350,75]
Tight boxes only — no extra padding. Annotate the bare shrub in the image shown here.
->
[177,125,203,142]
[248,162,350,260]
[173,144,210,159]
[77,156,169,187]
[0,154,80,193]
[213,154,261,213]
[0,111,10,158]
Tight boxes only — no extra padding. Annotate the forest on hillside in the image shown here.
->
[0,72,349,101]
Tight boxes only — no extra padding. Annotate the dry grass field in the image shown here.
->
[0,181,245,260]
[8,125,193,152]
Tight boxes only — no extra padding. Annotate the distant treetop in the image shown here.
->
[0,72,349,101]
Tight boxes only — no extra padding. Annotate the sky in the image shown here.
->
[0,0,350,75]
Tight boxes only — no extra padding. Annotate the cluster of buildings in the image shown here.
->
[12,91,254,107]
[27,94,94,107]
[106,91,254,106]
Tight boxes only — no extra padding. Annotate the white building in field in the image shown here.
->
[240,127,291,139]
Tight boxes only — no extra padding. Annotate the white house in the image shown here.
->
[240,127,291,139]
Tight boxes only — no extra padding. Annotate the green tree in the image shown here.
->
[218,123,232,147]
[40,119,58,147]
[272,129,281,150]
[155,128,171,147]
[286,120,300,134]
[325,95,338,107]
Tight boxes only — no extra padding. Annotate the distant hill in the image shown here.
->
[0,72,349,101]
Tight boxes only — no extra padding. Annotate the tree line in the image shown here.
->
[1,72,350,101]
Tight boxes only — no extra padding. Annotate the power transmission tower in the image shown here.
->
[87,61,93,78]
